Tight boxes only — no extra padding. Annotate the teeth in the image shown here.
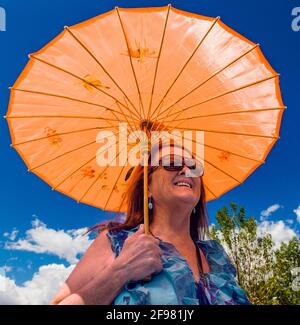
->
[175,182,191,188]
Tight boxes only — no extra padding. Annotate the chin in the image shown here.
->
[172,190,196,204]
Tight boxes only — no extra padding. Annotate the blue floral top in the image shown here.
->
[106,225,251,305]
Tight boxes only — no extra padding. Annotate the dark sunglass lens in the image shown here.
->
[183,157,196,170]
[164,165,182,171]
[160,155,182,167]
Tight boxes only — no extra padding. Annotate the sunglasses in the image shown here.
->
[149,154,204,177]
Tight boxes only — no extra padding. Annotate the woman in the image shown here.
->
[50,142,251,305]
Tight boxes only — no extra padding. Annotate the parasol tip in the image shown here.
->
[8,86,12,90]
[115,6,119,9]
[64,26,69,30]
[51,187,55,191]
[10,144,13,148]
[3,115,6,119]
[28,54,32,59]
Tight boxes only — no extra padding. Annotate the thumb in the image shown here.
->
[134,223,144,235]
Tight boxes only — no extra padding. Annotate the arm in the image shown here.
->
[58,258,128,305]
[50,229,126,305]
[50,224,163,305]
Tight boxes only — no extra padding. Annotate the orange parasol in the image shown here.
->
[5,5,284,234]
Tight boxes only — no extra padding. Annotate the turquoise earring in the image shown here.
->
[148,197,153,210]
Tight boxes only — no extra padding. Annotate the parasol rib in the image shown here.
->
[103,163,127,210]
[78,141,129,202]
[11,126,120,147]
[171,126,279,139]
[204,185,217,199]
[6,115,128,122]
[117,189,127,212]
[157,74,280,121]
[114,100,138,136]
[203,159,241,184]
[116,7,146,120]
[52,135,124,190]
[149,124,268,163]
[167,129,266,163]
[28,130,122,172]
[146,5,171,129]
[152,43,260,123]
[30,54,135,119]
[64,26,141,120]
[6,90,134,140]
[29,140,95,172]
[161,107,286,123]
[11,87,139,121]
[150,16,220,121]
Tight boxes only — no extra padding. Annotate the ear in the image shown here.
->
[148,189,152,198]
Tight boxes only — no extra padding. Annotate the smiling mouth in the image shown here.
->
[174,181,192,189]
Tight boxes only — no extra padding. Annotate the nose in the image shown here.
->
[178,165,190,176]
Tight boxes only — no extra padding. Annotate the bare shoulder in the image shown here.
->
[89,229,111,253]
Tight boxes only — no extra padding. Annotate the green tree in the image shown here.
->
[210,203,300,305]
[269,238,300,304]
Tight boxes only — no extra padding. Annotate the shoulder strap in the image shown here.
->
[194,241,204,274]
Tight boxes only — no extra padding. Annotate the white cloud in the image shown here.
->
[4,219,92,264]
[286,219,294,225]
[257,220,298,249]
[260,204,282,220]
[293,205,300,223]
[0,266,13,273]
[3,229,19,241]
[0,263,74,305]
[31,219,46,228]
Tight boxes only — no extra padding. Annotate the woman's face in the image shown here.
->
[148,147,201,210]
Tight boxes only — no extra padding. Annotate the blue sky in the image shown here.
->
[0,0,299,303]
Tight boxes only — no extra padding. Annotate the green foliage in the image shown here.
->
[210,203,300,305]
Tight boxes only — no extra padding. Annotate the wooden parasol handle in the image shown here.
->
[143,151,150,235]
[142,128,152,282]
